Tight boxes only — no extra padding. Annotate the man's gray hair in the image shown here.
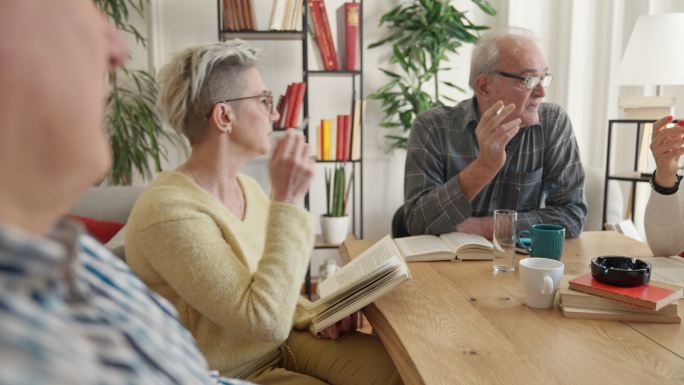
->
[157,40,259,144]
[468,27,539,90]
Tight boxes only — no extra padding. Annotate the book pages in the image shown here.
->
[318,235,400,299]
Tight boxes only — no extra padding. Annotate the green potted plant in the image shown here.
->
[95,0,167,185]
[368,0,496,150]
[321,165,354,245]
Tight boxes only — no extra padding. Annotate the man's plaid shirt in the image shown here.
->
[404,98,587,237]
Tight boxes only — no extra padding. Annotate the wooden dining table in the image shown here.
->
[339,231,684,385]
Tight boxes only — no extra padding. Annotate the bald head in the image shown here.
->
[469,28,541,90]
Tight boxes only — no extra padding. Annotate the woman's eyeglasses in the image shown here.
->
[206,92,274,118]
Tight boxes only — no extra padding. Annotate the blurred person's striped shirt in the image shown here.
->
[0,219,254,385]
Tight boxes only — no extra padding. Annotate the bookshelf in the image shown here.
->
[218,0,364,297]
[602,119,655,227]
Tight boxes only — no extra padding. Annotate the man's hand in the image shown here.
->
[458,101,522,201]
[474,100,522,174]
[318,313,358,340]
[455,216,494,239]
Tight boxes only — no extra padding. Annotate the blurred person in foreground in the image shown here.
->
[124,40,400,385]
[644,115,684,256]
[0,1,254,384]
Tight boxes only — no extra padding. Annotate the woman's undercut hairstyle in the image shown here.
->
[157,40,259,144]
[468,27,538,90]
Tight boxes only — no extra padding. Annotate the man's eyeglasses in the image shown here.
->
[206,91,274,118]
[493,71,553,90]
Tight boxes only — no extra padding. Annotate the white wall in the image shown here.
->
[134,0,684,253]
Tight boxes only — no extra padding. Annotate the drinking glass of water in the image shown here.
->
[493,209,517,272]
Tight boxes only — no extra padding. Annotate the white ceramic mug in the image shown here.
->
[519,258,564,309]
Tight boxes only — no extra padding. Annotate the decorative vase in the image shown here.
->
[320,215,350,245]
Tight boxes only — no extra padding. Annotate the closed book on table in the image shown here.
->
[558,277,679,315]
[560,305,681,324]
[568,273,683,311]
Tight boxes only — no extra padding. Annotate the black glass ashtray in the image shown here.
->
[590,256,651,287]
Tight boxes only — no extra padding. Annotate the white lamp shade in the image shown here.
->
[616,13,684,86]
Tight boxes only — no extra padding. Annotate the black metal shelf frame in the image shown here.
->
[217,0,364,298]
[602,119,656,226]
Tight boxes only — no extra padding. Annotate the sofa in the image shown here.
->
[68,185,144,258]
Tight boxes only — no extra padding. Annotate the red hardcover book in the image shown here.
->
[309,0,339,70]
[287,82,306,128]
[344,2,359,70]
[343,114,352,160]
[277,83,294,129]
[336,115,344,160]
[568,273,683,311]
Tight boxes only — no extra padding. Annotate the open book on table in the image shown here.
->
[393,232,493,262]
[306,235,411,334]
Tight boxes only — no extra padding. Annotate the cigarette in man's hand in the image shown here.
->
[495,106,504,116]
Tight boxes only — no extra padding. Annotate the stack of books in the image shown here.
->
[559,273,683,324]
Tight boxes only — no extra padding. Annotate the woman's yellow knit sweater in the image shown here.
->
[125,171,316,378]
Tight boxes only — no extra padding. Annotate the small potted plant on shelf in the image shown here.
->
[321,165,353,245]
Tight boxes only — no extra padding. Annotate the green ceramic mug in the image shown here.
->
[518,224,565,260]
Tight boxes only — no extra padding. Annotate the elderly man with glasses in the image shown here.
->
[403,28,587,239]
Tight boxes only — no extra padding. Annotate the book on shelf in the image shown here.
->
[286,82,306,128]
[321,119,331,160]
[568,273,683,311]
[336,2,359,71]
[223,0,255,31]
[393,232,493,262]
[558,276,679,316]
[350,99,363,160]
[268,0,287,30]
[309,0,340,70]
[305,235,411,333]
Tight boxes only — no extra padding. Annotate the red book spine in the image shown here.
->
[343,114,352,160]
[309,0,338,70]
[336,115,344,160]
[317,0,340,70]
[278,83,294,129]
[287,82,306,128]
[344,3,359,71]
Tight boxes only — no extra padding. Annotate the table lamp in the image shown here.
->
[616,13,684,119]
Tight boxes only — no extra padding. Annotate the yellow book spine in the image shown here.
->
[323,119,331,160]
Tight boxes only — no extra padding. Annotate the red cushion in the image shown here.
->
[67,215,125,244]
